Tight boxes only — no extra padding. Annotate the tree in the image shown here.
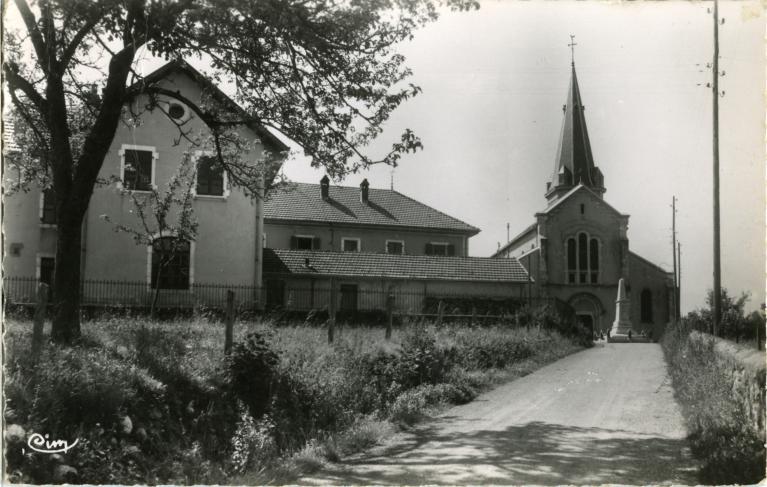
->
[3,0,477,343]
[100,152,198,317]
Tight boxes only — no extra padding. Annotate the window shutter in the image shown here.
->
[447,244,456,256]
[312,237,321,250]
[290,236,298,249]
[425,243,433,255]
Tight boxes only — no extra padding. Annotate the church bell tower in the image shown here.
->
[545,50,605,204]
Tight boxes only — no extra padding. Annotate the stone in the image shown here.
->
[120,415,133,434]
[52,465,78,483]
[4,424,25,444]
[115,345,130,358]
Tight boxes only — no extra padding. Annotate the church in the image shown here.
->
[493,60,675,339]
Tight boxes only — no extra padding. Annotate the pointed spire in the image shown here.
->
[546,58,605,203]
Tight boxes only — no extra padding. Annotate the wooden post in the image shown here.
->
[436,300,444,326]
[385,292,394,340]
[224,290,234,355]
[32,283,48,359]
[328,278,336,343]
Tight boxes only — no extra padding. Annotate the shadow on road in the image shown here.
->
[311,420,698,485]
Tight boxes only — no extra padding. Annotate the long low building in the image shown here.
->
[263,248,533,314]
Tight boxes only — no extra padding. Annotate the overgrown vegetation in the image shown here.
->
[5,309,584,484]
[662,322,765,484]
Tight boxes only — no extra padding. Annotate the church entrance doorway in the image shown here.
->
[576,313,594,336]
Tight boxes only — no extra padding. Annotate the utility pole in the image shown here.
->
[677,241,682,320]
[672,196,678,321]
[712,0,722,336]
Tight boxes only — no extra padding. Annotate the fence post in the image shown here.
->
[328,278,336,344]
[470,306,476,327]
[224,290,235,356]
[437,300,444,326]
[32,283,48,359]
[385,292,394,340]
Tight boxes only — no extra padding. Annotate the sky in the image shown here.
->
[279,0,766,314]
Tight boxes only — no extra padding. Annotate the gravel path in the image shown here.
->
[299,342,699,485]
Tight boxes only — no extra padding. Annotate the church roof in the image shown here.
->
[547,63,604,199]
[543,184,627,218]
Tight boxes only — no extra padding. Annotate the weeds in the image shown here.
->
[662,325,766,484]
[4,315,582,484]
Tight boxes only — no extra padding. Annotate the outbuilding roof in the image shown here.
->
[263,249,529,283]
[265,183,480,234]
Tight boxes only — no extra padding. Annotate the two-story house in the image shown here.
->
[3,59,287,309]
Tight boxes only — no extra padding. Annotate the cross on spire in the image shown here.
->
[568,34,577,66]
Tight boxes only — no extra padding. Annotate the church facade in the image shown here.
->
[494,62,674,339]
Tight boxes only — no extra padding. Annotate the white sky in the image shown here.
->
[281,0,766,314]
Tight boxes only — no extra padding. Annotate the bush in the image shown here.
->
[662,326,766,484]
[397,324,450,388]
[228,331,280,419]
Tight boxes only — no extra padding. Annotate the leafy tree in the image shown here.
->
[3,0,477,343]
[683,288,761,342]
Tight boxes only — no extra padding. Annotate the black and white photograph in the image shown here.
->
[1,0,765,485]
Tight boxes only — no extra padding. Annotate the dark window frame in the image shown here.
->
[151,237,191,290]
[41,188,56,224]
[122,148,154,191]
[386,240,405,255]
[195,154,226,197]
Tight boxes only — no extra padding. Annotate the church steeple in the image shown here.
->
[546,57,605,203]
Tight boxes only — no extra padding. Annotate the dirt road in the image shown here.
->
[300,342,699,485]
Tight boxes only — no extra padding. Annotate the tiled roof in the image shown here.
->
[264,183,479,234]
[264,249,530,283]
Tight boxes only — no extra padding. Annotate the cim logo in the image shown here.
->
[27,433,78,454]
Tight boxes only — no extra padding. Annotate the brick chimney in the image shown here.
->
[360,178,369,204]
[320,175,329,200]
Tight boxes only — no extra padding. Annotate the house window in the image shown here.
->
[342,238,360,252]
[425,242,454,256]
[168,103,186,120]
[291,235,319,250]
[40,188,56,224]
[339,284,358,311]
[120,146,156,191]
[641,289,653,323]
[386,240,404,255]
[151,237,190,289]
[566,232,600,284]
[195,154,226,197]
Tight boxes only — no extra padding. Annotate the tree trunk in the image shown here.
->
[51,217,82,343]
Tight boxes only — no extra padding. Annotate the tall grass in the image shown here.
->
[662,324,766,484]
[4,315,583,484]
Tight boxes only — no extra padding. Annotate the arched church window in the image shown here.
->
[590,238,599,283]
[640,289,653,323]
[567,238,577,283]
[578,233,588,283]
[566,233,600,285]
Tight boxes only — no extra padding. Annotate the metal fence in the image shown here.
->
[3,276,562,319]
[3,276,262,310]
